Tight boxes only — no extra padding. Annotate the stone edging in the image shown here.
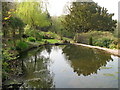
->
[73,43,120,57]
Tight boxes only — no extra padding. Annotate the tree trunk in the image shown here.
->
[13,29,16,47]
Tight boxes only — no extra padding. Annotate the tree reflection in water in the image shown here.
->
[19,47,54,88]
[7,45,115,88]
[62,45,112,76]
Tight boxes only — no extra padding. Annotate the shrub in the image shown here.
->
[35,32,42,41]
[24,24,31,34]
[46,32,60,39]
[28,30,36,37]
[74,34,89,44]
[89,37,93,45]
[2,62,9,80]
[109,44,117,49]
[28,37,36,42]
[116,43,120,49]
[93,38,113,48]
[75,31,118,48]
[16,41,28,51]
[10,46,16,50]
[2,50,16,61]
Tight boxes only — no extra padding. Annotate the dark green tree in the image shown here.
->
[62,2,117,35]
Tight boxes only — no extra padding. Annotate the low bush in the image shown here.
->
[89,37,93,45]
[16,41,28,51]
[2,49,16,60]
[35,32,42,41]
[93,38,113,48]
[109,44,117,49]
[43,31,60,39]
[2,62,10,80]
[75,31,118,48]
[28,37,36,42]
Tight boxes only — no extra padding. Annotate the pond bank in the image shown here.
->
[3,43,118,88]
[7,43,71,62]
[74,43,120,57]
[3,42,71,88]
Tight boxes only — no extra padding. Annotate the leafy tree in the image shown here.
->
[62,2,117,35]
[15,1,51,28]
[2,2,12,38]
[2,2,25,47]
[9,16,25,40]
[51,16,64,35]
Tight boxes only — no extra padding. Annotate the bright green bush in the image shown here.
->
[28,37,36,42]
[16,41,28,51]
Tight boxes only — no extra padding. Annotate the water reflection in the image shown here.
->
[20,47,54,88]
[6,45,118,88]
[62,45,112,76]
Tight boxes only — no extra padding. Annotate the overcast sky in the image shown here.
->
[47,0,119,20]
[3,0,120,20]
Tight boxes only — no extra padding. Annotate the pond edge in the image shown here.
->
[73,43,120,57]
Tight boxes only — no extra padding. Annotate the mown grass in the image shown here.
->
[43,39,62,44]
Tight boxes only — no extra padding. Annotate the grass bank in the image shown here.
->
[2,31,73,81]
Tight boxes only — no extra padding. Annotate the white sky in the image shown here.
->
[47,0,120,20]
[47,0,71,16]
[5,0,120,20]
[93,0,119,20]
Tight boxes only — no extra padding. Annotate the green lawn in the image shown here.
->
[43,39,62,44]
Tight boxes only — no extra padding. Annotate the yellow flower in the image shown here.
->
[4,17,9,20]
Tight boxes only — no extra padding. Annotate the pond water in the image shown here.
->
[6,45,119,88]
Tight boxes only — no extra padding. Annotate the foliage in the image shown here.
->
[75,31,118,48]
[8,16,25,29]
[62,2,117,34]
[2,62,10,80]
[24,24,31,32]
[2,49,18,61]
[2,48,18,80]
[2,2,25,30]
[50,16,64,34]
[89,37,93,45]
[28,37,36,42]
[35,32,43,41]
[16,1,51,28]
[16,41,28,51]
[25,28,43,41]
[94,38,113,48]
[109,44,117,49]
[40,31,60,39]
